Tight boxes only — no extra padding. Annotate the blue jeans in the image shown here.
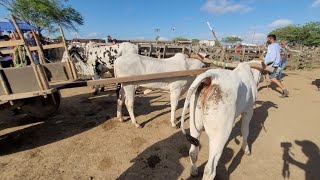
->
[278,60,287,80]
[33,52,40,65]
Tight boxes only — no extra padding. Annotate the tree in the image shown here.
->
[270,22,320,46]
[221,36,242,44]
[191,39,200,45]
[155,35,160,41]
[173,36,189,42]
[0,0,84,33]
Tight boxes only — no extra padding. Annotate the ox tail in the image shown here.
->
[180,70,217,147]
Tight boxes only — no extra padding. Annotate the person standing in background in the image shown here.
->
[234,44,242,61]
[0,35,14,68]
[278,41,290,80]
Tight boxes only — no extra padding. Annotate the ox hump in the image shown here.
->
[174,53,186,60]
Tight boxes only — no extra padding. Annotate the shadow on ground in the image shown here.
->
[311,79,320,90]
[117,100,277,180]
[281,140,320,180]
[0,90,168,156]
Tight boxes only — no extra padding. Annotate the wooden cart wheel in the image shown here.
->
[21,91,61,118]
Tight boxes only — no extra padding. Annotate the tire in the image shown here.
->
[21,91,61,118]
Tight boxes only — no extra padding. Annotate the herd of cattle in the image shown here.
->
[61,42,265,179]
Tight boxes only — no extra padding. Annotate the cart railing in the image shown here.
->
[0,15,78,103]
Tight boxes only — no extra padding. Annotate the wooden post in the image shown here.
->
[0,70,10,95]
[206,21,222,50]
[10,15,35,65]
[32,30,50,90]
[182,45,185,54]
[137,44,141,55]
[10,15,45,91]
[59,25,78,80]
[220,46,226,61]
[241,46,246,62]
[148,43,153,57]
[32,30,45,64]
[163,45,167,58]
[36,65,49,90]
[296,46,303,70]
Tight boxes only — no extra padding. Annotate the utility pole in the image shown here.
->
[251,31,256,44]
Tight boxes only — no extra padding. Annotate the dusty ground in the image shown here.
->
[0,69,319,180]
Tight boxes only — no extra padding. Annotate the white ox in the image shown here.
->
[114,53,205,128]
[62,42,139,94]
[180,61,264,179]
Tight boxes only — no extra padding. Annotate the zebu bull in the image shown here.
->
[114,53,205,128]
[180,61,264,179]
[62,42,139,94]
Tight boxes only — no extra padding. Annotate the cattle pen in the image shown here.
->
[0,15,277,119]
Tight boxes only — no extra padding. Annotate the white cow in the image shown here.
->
[62,42,139,94]
[180,61,264,179]
[115,53,205,128]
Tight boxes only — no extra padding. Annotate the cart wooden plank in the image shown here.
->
[87,68,209,86]
[0,88,56,101]
[0,40,24,48]
[0,67,42,95]
[0,43,65,55]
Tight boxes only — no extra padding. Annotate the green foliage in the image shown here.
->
[173,36,189,42]
[0,0,84,33]
[221,36,242,44]
[214,40,221,47]
[191,39,200,45]
[270,22,320,46]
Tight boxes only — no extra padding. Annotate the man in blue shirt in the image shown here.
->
[264,34,289,97]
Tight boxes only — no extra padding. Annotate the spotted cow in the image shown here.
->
[62,42,139,94]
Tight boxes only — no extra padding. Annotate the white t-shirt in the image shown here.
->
[264,42,281,67]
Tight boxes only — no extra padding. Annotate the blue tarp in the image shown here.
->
[0,18,38,32]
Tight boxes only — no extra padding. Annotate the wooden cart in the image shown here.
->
[0,15,77,118]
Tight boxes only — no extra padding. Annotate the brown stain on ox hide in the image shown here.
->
[197,77,223,109]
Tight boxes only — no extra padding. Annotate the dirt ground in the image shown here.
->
[0,69,319,180]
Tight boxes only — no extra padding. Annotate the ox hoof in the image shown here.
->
[242,147,251,155]
[244,150,251,156]
[190,166,199,177]
[135,124,142,128]
[171,124,177,128]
